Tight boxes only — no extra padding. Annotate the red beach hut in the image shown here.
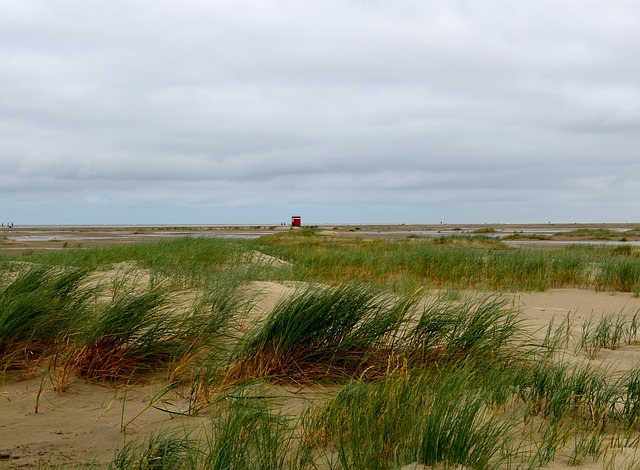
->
[291,215,301,227]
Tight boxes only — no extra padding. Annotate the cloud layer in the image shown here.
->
[2,0,640,224]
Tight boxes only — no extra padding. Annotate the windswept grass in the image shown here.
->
[5,233,640,468]
[63,288,189,382]
[226,286,521,385]
[0,265,90,367]
[405,294,521,366]
[110,398,298,470]
[308,366,517,469]
[227,284,414,383]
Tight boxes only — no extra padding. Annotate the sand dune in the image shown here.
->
[3,285,640,467]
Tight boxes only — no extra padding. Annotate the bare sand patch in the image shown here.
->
[1,375,200,468]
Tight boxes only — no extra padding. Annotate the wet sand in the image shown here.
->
[1,222,639,250]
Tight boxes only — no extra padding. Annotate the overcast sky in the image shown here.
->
[1,1,639,225]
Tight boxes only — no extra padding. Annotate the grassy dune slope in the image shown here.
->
[3,234,640,468]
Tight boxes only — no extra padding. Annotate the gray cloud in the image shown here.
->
[1,0,640,224]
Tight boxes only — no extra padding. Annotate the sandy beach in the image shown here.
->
[3,224,640,468]
[2,286,640,468]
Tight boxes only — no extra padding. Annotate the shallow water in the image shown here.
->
[2,224,638,247]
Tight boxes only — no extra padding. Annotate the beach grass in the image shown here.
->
[227,284,413,383]
[4,232,640,467]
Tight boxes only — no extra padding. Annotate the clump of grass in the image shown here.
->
[177,280,253,412]
[595,257,640,293]
[0,265,90,368]
[517,360,617,429]
[309,367,516,469]
[404,294,521,367]
[204,399,296,469]
[110,430,198,469]
[415,369,515,468]
[580,311,639,359]
[63,288,190,382]
[627,310,640,345]
[307,370,427,468]
[227,284,413,382]
[110,398,297,470]
[539,313,573,358]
